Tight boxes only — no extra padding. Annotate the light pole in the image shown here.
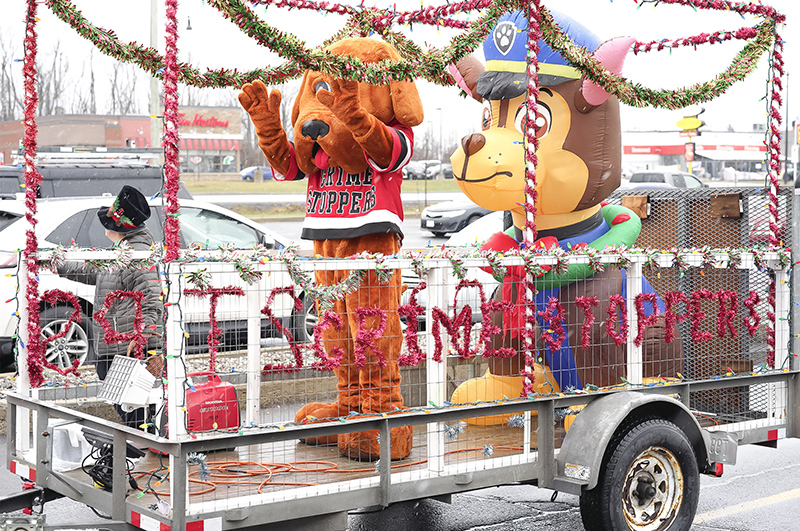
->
[437,107,443,165]
[427,120,433,158]
[425,120,433,206]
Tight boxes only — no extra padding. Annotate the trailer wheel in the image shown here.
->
[579,418,699,531]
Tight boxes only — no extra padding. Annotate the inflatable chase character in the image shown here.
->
[239,38,424,459]
[448,11,683,424]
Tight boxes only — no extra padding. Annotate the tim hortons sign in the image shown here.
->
[178,113,230,128]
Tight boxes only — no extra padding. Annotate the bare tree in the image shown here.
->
[240,110,263,168]
[107,61,142,115]
[178,82,204,107]
[37,41,70,116]
[0,34,23,121]
[71,49,97,114]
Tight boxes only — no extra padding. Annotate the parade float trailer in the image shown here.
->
[2,1,798,530]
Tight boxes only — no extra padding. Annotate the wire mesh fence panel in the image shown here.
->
[609,186,792,423]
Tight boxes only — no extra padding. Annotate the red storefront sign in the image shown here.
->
[178,113,230,128]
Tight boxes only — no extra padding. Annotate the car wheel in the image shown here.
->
[464,214,481,229]
[40,305,94,370]
[291,295,317,344]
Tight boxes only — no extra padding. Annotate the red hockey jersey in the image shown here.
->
[273,122,413,241]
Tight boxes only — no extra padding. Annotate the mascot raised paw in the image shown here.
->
[448,11,683,425]
[239,38,424,460]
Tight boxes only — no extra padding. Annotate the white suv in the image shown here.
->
[0,196,314,371]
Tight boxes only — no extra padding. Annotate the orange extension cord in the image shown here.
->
[136,446,525,497]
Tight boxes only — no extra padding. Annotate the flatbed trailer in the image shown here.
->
[3,188,798,531]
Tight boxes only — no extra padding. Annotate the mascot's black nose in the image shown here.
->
[301,120,330,140]
[461,133,486,156]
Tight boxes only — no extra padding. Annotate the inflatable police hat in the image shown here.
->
[97,185,151,233]
[477,10,602,100]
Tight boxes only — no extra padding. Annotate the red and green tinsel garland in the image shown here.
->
[22,0,46,388]
[42,0,783,112]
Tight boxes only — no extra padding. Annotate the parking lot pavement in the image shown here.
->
[348,485,582,531]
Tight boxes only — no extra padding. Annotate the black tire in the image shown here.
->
[291,295,317,344]
[40,305,94,369]
[463,215,481,229]
[579,418,699,531]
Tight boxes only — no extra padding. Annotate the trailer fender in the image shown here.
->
[556,392,710,491]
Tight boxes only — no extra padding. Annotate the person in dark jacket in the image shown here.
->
[58,185,162,428]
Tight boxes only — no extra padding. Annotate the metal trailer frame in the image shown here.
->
[4,372,797,530]
[2,187,799,530]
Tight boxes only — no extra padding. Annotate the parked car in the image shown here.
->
[425,162,453,180]
[445,210,505,246]
[421,200,492,237]
[625,171,707,189]
[0,164,193,200]
[403,210,503,328]
[403,160,439,180]
[240,166,272,181]
[0,197,314,371]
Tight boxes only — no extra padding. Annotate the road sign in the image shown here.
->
[677,116,704,130]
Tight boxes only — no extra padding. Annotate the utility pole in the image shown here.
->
[150,0,161,158]
[437,107,443,165]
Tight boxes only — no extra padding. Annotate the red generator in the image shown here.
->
[184,371,241,433]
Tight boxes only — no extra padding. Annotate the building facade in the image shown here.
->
[622,128,797,181]
[0,106,243,173]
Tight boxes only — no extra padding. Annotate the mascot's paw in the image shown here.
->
[238,80,283,133]
[338,425,413,461]
[315,77,362,121]
[295,402,354,446]
[450,367,559,426]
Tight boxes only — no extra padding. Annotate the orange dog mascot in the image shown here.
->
[239,38,424,460]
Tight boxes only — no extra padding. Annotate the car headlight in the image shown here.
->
[437,210,466,218]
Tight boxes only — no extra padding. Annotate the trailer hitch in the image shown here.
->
[0,483,61,515]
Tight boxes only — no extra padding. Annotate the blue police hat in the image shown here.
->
[478,10,602,100]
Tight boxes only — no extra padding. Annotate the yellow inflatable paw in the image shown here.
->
[450,365,559,426]
[562,405,584,433]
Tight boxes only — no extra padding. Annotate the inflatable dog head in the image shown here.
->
[450,11,633,231]
[291,38,424,175]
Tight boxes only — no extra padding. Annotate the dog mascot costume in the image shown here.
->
[448,11,683,424]
[239,38,423,460]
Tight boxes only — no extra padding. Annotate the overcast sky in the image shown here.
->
[2,0,797,144]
